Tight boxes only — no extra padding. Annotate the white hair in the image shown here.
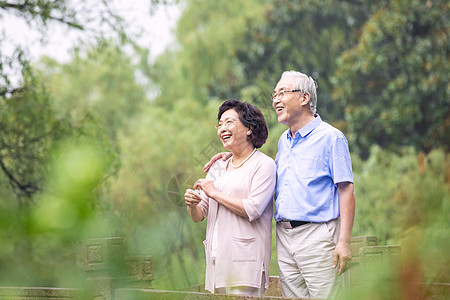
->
[280,70,318,114]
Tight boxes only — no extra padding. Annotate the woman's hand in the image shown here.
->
[194,179,249,218]
[184,189,202,207]
[193,179,217,198]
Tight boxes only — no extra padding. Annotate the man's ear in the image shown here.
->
[300,93,310,107]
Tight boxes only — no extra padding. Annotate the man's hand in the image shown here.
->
[203,152,232,173]
[333,241,352,275]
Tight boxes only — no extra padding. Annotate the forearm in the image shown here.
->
[187,205,204,223]
[210,190,248,218]
[337,182,356,244]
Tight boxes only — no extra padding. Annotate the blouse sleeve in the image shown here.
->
[197,160,226,219]
[197,190,209,220]
[242,157,277,222]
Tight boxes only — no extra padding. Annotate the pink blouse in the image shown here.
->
[198,150,276,292]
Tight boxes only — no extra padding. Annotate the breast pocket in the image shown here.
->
[231,237,257,262]
[293,156,318,180]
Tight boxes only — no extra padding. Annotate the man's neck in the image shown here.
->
[289,113,316,137]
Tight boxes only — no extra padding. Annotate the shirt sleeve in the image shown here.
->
[242,158,277,222]
[329,135,354,184]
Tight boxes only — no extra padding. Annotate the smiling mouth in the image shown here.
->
[221,134,231,141]
[276,106,284,112]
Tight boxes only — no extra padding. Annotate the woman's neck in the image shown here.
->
[228,145,257,171]
[232,145,256,162]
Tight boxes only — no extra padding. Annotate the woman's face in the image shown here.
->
[217,109,251,152]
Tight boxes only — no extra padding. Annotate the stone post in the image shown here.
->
[125,255,154,289]
[82,237,126,300]
[358,245,402,292]
[349,236,379,284]
[359,245,402,266]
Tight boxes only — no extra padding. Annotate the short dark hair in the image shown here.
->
[218,99,268,148]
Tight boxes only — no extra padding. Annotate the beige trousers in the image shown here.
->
[276,218,346,299]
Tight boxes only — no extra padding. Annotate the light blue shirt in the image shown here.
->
[274,115,353,222]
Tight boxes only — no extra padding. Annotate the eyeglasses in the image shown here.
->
[215,118,239,129]
[271,89,302,100]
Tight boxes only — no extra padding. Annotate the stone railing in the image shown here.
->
[0,236,448,300]
[82,237,154,299]
[0,237,153,300]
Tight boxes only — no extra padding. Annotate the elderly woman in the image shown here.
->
[185,99,276,295]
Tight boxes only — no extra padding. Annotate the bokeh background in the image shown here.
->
[0,0,448,298]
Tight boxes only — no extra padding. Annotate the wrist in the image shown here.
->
[337,238,351,245]
[210,190,219,200]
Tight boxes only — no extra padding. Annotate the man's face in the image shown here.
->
[272,76,302,127]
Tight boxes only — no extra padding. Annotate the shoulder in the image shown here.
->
[253,151,277,173]
[207,159,228,180]
[317,121,348,142]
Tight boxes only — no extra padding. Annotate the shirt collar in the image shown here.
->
[286,114,322,140]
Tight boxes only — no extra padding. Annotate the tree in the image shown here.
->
[332,0,449,157]
[0,0,173,286]
[0,0,126,202]
[150,0,388,121]
[0,0,176,202]
[0,0,125,90]
[234,0,389,121]
[149,0,266,108]
[0,58,62,203]
[37,39,149,139]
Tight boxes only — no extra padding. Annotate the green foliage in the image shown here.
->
[332,147,450,299]
[0,0,128,95]
[0,55,65,202]
[150,0,267,108]
[151,0,389,120]
[0,137,117,286]
[333,0,449,157]
[235,0,388,120]
[38,39,148,138]
[0,41,121,286]
[152,0,448,157]
[129,211,207,290]
[0,0,83,30]
[352,147,449,283]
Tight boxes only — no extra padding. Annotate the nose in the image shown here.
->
[272,97,280,108]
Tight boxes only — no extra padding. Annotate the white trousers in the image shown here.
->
[276,218,345,299]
